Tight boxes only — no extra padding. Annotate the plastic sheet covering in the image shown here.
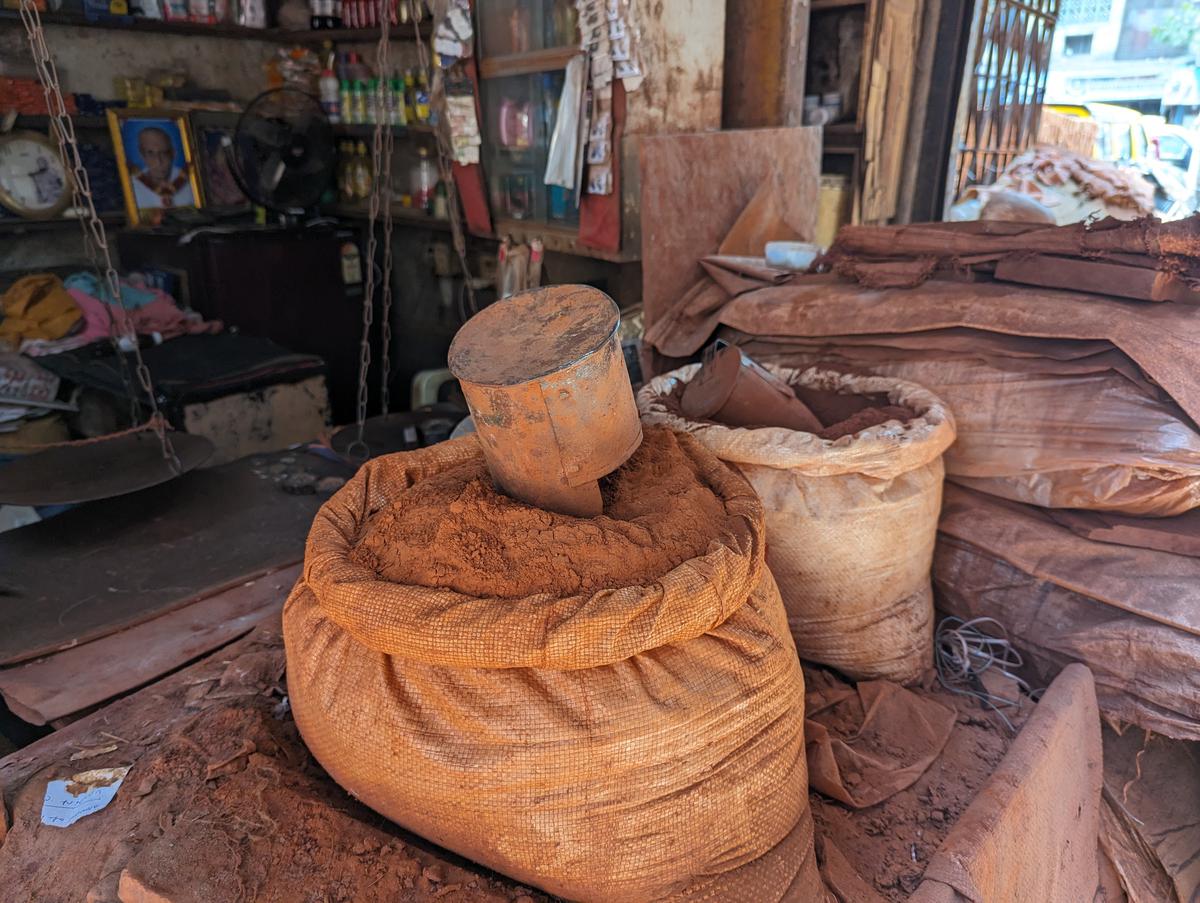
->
[1100,723,1200,903]
[744,343,1200,516]
[934,484,1200,741]
[544,54,585,190]
[639,364,955,683]
[283,435,825,902]
[643,276,1200,442]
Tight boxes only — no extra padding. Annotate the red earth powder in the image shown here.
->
[350,427,731,599]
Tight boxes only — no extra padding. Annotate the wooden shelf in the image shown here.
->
[9,113,109,130]
[275,24,429,43]
[0,11,428,42]
[327,202,451,231]
[479,46,581,79]
[331,122,435,138]
[811,0,867,10]
[0,8,278,38]
[0,212,123,234]
[823,121,863,150]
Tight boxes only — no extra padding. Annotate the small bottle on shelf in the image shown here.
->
[339,78,354,123]
[366,77,379,125]
[415,71,430,124]
[391,72,407,126]
[353,141,372,201]
[411,146,437,213]
[352,79,368,125]
[319,67,340,123]
[403,69,417,124]
[432,180,448,220]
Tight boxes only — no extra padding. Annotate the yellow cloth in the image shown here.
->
[0,274,81,344]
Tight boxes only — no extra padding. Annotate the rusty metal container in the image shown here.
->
[447,285,642,516]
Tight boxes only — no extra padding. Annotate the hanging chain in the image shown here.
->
[412,1,477,316]
[378,13,396,416]
[349,0,396,460]
[18,0,180,471]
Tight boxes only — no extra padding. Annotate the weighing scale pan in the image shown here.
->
[0,430,214,506]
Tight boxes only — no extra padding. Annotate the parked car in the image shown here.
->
[1143,122,1200,217]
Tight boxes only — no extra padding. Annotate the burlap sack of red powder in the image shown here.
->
[283,428,826,902]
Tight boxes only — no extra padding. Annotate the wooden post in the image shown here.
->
[721,0,810,128]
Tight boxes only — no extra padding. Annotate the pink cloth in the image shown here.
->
[21,288,221,356]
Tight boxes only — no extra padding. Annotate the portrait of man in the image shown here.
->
[109,113,201,222]
[130,125,194,209]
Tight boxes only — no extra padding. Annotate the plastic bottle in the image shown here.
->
[391,74,407,126]
[353,141,372,201]
[366,77,379,125]
[403,70,416,124]
[319,68,340,122]
[432,179,448,219]
[375,77,390,127]
[415,71,430,124]
[353,80,368,126]
[339,79,354,124]
[411,145,437,212]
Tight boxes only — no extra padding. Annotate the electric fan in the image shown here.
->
[229,87,335,216]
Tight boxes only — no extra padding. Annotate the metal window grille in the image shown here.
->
[952,0,1060,200]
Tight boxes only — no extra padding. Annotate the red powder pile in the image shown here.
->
[791,385,916,440]
[350,427,729,598]
[818,405,917,440]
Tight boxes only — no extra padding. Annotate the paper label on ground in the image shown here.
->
[41,766,130,828]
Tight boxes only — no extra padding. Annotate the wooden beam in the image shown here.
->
[721,0,810,128]
[0,564,299,725]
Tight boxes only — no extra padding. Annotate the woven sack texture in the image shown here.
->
[739,342,1200,516]
[638,365,955,683]
[283,433,825,902]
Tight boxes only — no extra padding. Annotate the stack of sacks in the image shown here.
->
[643,217,1200,740]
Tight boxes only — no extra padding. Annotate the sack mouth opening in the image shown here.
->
[298,433,769,669]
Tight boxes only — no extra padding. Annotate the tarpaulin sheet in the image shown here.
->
[644,274,1200,432]
[935,484,1200,740]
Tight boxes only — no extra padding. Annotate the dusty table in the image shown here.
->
[0,449,349,667]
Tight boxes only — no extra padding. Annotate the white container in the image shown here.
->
[765,241,822,271]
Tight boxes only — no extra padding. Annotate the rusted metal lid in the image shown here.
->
[448,285,619,388]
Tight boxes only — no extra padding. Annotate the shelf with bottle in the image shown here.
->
[318,49,435,130]
[331,123,435,138]
[334,140,450,221]
[327,202,452,230]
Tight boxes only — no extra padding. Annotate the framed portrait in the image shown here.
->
[188,110,252,214]
[107,109,202,225]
